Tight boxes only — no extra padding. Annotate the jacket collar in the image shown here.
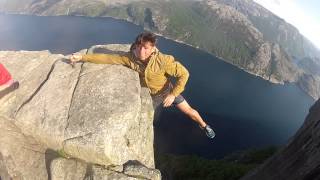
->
[131,47,159,62]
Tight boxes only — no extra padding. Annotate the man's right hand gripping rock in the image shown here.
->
[69,54,83,68]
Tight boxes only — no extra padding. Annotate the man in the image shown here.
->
[70,32,215,139]
[0,63,19,99]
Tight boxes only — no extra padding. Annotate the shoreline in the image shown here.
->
[1,12,316,100]
[0,12,283,85]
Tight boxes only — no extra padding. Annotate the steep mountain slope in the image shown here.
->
[241,98,320,180]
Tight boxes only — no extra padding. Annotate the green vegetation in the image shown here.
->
[102,0,254,69]
[73,2,106,17]
[104,6,129,19]
[156,146,278,180]
[249,16,305,59]
[57,149,70,159]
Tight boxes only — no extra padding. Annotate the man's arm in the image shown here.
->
[70,53,131,67]
[81,53,131,66]
[163,55,190,97]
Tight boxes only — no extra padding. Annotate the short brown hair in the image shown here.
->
[130,32,157,51]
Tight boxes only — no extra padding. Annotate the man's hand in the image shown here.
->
[163,93,175,107]
[70,54,83,63]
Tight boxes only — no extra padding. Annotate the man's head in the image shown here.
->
[131,32,157,60]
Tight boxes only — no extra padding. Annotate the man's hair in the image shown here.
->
[130,32,157,51]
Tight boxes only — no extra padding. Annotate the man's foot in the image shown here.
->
[0,81,19,99]
[201,125,216,139]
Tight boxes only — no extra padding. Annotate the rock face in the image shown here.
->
[50,158,87,180]
[247,42,301,84]
[0,117,48,180]
[0,44,161,179]
[297,74,320,101]
[241,98,320,180]
[50,158,161,180]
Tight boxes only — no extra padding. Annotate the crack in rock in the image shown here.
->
[14,59,60,118]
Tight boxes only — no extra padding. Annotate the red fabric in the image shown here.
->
[0,63,12,86]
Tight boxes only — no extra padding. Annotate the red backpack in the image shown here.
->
[0,63,12,86]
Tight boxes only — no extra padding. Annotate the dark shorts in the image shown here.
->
[152,94,185,122]
[172,94,185,106]
[152,94,185,109]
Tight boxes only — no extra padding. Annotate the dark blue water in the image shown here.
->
[0,14,315,159]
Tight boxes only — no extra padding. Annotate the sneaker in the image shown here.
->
[202,125,216,139]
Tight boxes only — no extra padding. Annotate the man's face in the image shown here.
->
[135,41,155,61]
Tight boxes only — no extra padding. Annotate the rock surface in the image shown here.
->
[0,117,48,180]
[0,44,160,179]
[50,158,161,180]
[50,158,87,180]
[297,74,320,100]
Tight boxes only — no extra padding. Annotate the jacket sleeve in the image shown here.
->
[163,55,189,97]
[81,53,131,66]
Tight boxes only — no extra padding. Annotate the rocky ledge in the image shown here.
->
[0,44,161,180]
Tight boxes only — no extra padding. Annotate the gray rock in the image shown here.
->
[248,42,301,84]
[297,73,320,100]
[0,153,11,180]
[105,164,124,172]
[0,50,63,118]
[0,117,48,180]
[269,43,300,83]
[248,42,272,81]
[206,0,263,45]
[63,45,155,167]
[86,165,138,180]
[14,58,81,150]
[50,158,87,180]
[50,158,160,180]
[0,44,159,179]
[123,160,161,180]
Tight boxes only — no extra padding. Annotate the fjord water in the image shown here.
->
[0,14,314,159]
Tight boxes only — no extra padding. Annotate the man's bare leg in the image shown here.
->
[175,100,207,128]
[175,99,216,139]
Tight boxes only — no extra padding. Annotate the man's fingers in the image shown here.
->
[163,99,168,107]
[163,98,172,107]
[70,54,81,62]
[164,102,169,107]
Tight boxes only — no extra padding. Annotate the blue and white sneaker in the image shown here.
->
[202,125,216,139]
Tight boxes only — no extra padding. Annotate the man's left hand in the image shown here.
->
[163,94,175,107]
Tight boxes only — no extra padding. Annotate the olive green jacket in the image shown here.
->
[81,48,189,97]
